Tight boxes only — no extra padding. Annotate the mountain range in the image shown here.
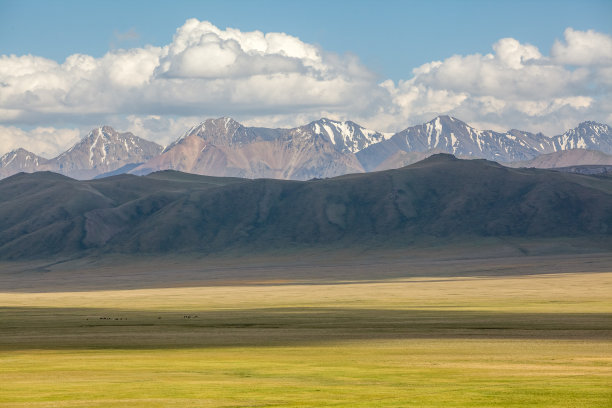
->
[1,154,610,260]
[130,117,375,180]
[1,117,611,180]
[1,126,162,180]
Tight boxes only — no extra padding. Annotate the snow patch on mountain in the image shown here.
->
[307,118,389,154]
[2,116,612,181]
[0,148,48,178]
[552,122,612,154]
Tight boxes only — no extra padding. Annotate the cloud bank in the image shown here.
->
[0,20,610,156]
[0,126,80,159]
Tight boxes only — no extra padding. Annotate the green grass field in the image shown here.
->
[1,255,611,407]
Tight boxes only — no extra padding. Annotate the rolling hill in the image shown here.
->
[1,154,610,260]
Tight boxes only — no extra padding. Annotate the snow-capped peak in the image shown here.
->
[575,121,610,135]
[0,148,45,170]
[553,121,612,152]
[202,117,241,131]
[168,117,244,150]
[53,125,163,172]
[308,118,389,153]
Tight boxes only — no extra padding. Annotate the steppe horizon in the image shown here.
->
[1,1,611,407]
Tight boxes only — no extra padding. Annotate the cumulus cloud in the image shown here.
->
[157,19,324,79]
[551,28,612,66]
[374,29,612,134]
[0,19,379,119]
[0,20,610,150]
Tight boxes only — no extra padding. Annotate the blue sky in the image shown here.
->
[0,0,611,156]
[2,0,610,81]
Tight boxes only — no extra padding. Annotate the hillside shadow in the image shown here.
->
[1,306,610,350]
[4,249,612,293]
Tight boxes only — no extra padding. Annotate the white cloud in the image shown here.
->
[0,20,610,149]
[120,114,201,148]
[493,38,541,69]
[372,30,612,135]
[551,28,612,66]
[0,126,80,157]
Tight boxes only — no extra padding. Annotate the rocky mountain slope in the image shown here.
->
[38,126,163,179]
[1,155,610,260]
[552,122,612,153]
[131,117,371,180]
[357,118,612,171]
[303,118,392,153]
[356,116,553,170]
[0,148,48,179]
[0,126,163,180]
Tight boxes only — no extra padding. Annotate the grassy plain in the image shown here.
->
[1,251,611,407]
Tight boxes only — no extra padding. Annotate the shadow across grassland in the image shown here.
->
[3,249,612,292]
[1,306,610,350]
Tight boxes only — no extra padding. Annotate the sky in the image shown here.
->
[0,0,611,157]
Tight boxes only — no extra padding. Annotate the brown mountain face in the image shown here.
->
[36,126,163,180]
[508,149,612,168]
[132,118,364,180]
